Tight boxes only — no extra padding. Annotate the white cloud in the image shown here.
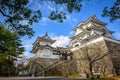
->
[19,20,29,25]
[22,39,33,48]
[39,17,50,25]
[49,33,56,38]
[69,31,74,35]
[116,32,120,39]
[23,51,34,58]
[46,2,55,11]
[82,0,96,7]
[116,19,120,22]
[52,35,71,47]
[63,14,78,27]
[21,37,36,58]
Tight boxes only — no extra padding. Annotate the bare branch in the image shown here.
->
[92,53,108,63]
[0,9,11,18]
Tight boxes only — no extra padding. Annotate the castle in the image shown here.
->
[31,15,120,76]
[32,32,72,60]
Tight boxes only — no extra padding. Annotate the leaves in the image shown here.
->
[0,24,24,65]
[49,11,66,23]
[0,24,25,76]
[0,0,82,37]
[52,0,82,13]
[102,0,120,22]
[49,0,82,22]
[0,0,42,37]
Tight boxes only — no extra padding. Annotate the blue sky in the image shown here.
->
[22,0,120,58]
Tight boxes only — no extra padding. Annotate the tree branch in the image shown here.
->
[0,9,11,18]
[0,1,20,8]
[92,53,108,63]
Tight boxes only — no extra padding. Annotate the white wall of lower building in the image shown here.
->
[39,41,51,46]
[70,36,120,51]
[35,49,59,59]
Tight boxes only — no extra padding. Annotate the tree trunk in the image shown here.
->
[32,65,35,77]
[89,63,94,80]
[42,70,45,76]
[8,65,10,76]
[8,56,11,76]
[0,63,2,76]
[89,63,93,75]
[103,66,106,75]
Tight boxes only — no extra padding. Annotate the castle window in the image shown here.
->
[75,44,79,47]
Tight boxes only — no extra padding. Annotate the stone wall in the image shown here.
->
[71,39,114,75]
[46,60,78,77]
[105,40,120,76]
[29,58,78,77]
[30,39,120,76]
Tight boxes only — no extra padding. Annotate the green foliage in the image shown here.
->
[102,0,120,22]
[0,0,41,37]
[49,0,82,22]
[0,24,24,59]
[67,74,81,78]
[0,0,82,37]
[100,76,118,80]
[52,0,82,13]
[0,24,24,76]
[49,11,66,23]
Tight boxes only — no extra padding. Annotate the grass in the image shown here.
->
[113,76,120,78]
[67,74,120,80]
[67,74,81,78]
[100,75,120,80]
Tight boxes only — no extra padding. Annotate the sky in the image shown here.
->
[21,0,120,58]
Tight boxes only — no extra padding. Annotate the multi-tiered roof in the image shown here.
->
[69,15,115,48]
[33,32,56,45]
[32,32,72,60]
[32,32,56,53]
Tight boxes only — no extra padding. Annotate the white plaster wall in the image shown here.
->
[87,23,92,27]
[40,41,51,46]
[92,30,103,35]
[36,49,59,58]
[75,28,83,35]
[82,23,92,29]
[82,34,89,39]
[105,34,113,38]
[71,36,120,51]
[93,23,104,28]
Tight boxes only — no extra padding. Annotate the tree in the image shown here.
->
[76,42,109,79]
[57,60,78,77]
[0,24,24,76]
[15,55,30,76]
[0,0,82,37]
[0,0,41,37]
[106,42,120,76]
[48,0,82,22]
[102,0,120,22]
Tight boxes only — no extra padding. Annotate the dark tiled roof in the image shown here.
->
[33,32,56,45]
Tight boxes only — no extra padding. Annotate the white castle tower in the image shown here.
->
[32,32,59,58]
[69,15,120,75]
[69,15,115,49]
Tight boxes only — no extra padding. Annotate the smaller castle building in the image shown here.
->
[32,32,72,60]
[32,32,58,58]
